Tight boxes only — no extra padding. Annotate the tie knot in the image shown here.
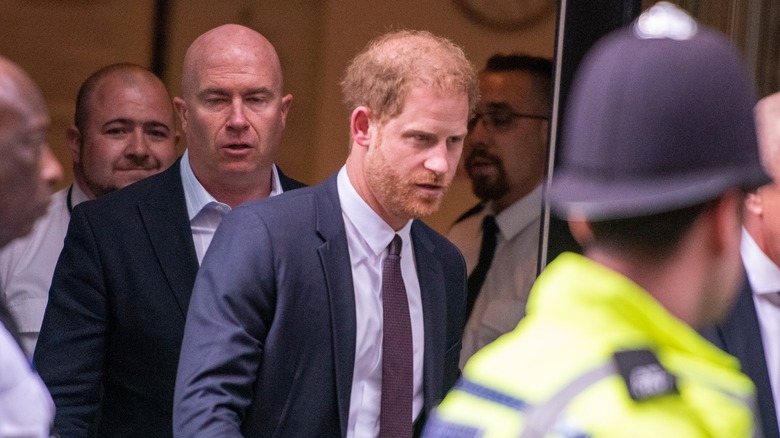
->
[482,215,498,235]
[388,234,402,256]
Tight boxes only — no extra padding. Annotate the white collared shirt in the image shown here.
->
[0,183,90,358]
[336,166,424,438]
[447,185,543,367]
[0,323,54,437]
[742,228,780,430]
[180,150,283,265]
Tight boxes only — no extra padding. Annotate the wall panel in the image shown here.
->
[0,0,155,187]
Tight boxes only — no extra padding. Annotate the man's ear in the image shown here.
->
[279,94,293,128]
[66,126,82,164]
[350,106,373,148]
[568,217,594,247]
[173,97,188,130]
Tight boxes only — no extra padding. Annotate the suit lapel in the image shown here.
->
[315,175,356,438]
[277,165,306,191]
[718,281,779,438]
[138,162,200,319]
[312,176,448,432]
[411,221,446,413]
[137,162,297,321]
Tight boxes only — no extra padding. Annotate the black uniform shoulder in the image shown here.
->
[277,165,307,191]
[454,203,486,224]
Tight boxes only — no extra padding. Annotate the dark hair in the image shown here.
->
[485,54,551,75]
[587,200,716,259]
[484,54,552,108]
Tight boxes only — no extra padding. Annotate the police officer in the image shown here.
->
[424,3,767,437]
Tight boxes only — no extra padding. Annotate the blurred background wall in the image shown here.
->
[0,0,776,233]
[0,0,557,232]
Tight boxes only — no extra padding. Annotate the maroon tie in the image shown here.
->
[380,234,413,438]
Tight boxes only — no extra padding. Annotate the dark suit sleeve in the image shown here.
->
[34,207,109,436]
[443,242,467,391]
[174,207,276,437]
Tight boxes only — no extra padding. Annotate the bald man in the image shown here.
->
[34,25,304,437]
[174,29,476,437]
[0,56,62,438]
[705,91,780,438]
[0,63,178,358]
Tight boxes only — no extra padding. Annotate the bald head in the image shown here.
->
[181,24,284,99]
[0,57,63,247]
[75,63,172,133]
[0,58,46,124]
[756,92,780,179]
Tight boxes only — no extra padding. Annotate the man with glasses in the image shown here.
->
[427,4,765,435]
[447,54,552,366]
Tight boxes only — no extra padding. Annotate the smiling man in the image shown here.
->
[34,25,304,437]
[0,63,178,358]
[72,63,178,199]
[173,29,478,437]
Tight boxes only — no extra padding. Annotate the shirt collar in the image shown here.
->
[181,150,227,221]
[180,149,283,221]
[741,227,780,295]
[337,166,413,258]
[487,184,543,240]
[70,183,91,208]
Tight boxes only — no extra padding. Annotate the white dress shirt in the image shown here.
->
[741,228,780,430]
[180,150,284,264]
[0,323,54,437]
[336,167,424,438]
[0,184,90,358]
[447,185,542,368]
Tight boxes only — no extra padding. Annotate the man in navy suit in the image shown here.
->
[174,30,478,437]
[34,24,304,437]
[705,91,780,438]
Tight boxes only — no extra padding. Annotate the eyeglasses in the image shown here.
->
[468,111,549,132]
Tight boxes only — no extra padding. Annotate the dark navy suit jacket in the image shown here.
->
[34,159,304,437]
[703,280,779,438]
[174,173,467,437]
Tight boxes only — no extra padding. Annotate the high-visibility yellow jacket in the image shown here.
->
[424,253,758,438]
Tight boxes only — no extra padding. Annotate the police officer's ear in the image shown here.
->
[66,125,83,165]
[567,217,594,247]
